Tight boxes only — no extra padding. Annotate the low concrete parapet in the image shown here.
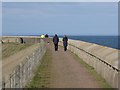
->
[59,39,119,89]
[1,36,42,44]
[2,40,46,88]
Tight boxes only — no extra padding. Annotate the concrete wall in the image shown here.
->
[2,40,46,88]
[1,36,46,88]
[1,36,42,44]
[59,39,119,89]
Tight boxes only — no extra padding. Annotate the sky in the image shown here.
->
[1,0,120,2]
[2,2,118,36]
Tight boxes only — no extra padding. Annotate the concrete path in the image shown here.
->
[47,43,100,88]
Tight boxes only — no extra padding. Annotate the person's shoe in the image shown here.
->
[55,49,57,51]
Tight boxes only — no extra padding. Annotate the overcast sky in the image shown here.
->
[2,2,118,36]
[1,0,120,2]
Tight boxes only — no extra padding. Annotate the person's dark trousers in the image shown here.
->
[64,46,67,51]
[54,44,58,51]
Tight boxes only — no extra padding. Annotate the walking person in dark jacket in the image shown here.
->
[53,34,59,51]
[63,35,68,51]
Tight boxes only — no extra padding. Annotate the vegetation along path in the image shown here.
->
[27,42,111,88]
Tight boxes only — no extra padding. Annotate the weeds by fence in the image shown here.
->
[2,43,46,88]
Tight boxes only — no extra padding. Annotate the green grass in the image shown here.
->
[71,52,112,88]
[2,42,32,59]
[26,47,52,88]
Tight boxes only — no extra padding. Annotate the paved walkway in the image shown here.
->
[46,43,100,88]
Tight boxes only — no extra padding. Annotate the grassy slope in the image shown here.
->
[26,47,52,88]
[2,43,32,59]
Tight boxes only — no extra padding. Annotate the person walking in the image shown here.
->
[41,34,45,38]
[53,34,59,51]
[63,35,68,51]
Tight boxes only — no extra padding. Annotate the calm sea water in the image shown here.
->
[11,35,119,50]
[60,36,119,50]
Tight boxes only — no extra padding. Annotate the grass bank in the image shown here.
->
[2,43,32,59]
[26,47,52,88]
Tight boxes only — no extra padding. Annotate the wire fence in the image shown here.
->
[2,43,46,88]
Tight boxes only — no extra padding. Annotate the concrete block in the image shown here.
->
[60,39,119,88]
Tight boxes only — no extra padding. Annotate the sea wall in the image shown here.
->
[1,36,119,88]
[1,36,42,44]
[1,36,46,88]
[3,42,46,88]
[59,39,119,88]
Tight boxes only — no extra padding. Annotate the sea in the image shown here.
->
[59,36,119,50]
[4,35,119,50]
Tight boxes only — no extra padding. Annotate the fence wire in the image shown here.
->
[2,43,46,88]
